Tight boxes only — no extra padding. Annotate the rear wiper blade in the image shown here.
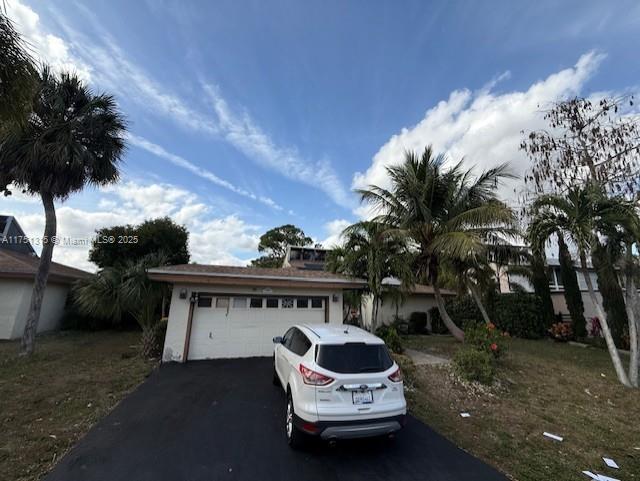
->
[358,367,382,372]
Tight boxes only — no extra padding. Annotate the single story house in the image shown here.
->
[1,216,90,339]
[147,264,366,362]
[149,244,456,361]
[360,279,455,329]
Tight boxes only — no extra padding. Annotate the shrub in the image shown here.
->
[453,348,495,384]
[408,311,428,334]
[492,293,546,339]
[375,326,403,353]
[446,296,483,328]
[464,323,508,358]
[549,322,573,342]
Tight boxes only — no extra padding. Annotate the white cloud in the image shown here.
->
[204,84,354,209]
[319,219,352,248]
[352,51,606,217]
[5,0,92,81]
[15,180,260,271]
[126,134,282,210]
[38,2,352,209]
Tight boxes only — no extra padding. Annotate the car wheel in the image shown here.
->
[286,394,304,449]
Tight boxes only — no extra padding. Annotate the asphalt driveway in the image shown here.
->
[45,358,507,481]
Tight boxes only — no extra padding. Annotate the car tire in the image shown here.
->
[285,394,304,449]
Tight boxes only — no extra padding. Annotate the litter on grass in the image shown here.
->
[543,432,563,442]
[582,471,620,481]
[460,412,471,418]
[602,457,619,469]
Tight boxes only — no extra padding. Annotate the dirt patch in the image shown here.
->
[404,335,640,481]
[0,330,157,481]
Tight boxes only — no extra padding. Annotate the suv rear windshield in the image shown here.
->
[316,343,393,374]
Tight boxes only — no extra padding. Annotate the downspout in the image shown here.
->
[182,292,198,362]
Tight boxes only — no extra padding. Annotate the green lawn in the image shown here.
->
[403,335,640,481]
[0,331,156,481]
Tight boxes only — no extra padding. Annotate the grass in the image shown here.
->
[0,331,157,481]
[402,334,640,481]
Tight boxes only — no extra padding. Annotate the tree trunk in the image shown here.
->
[623,245,638,387]
[433,282,465,341]
[370,294,379,333]
[469,284,492,325]
[20,192,57,356]
[580,251,631,387]
[140,324,159,358]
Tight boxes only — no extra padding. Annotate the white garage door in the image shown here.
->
[187,294,327,360]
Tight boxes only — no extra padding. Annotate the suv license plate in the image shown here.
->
[352,390,373,405]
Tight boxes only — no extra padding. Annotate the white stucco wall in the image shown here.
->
[163,283,344,362]
[0,278,69,340]
[361,293,438,329]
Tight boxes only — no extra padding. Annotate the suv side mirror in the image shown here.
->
[272,336,283,344]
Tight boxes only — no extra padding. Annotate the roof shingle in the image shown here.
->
[0,250,91,283]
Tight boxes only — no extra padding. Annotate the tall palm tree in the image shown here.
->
[528,184,640,387]
[357,147,517,341]
[327,221,412,332]
[0,67,127,355]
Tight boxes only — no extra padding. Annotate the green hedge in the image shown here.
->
[492,293,546,339]
[428,293,546,339]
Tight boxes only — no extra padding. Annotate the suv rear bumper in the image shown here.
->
[293,413,406,440]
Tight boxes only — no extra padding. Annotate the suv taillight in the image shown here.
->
[388,367,403,383]
[299,364,334,386]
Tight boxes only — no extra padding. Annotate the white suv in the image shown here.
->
[272,324,406,447]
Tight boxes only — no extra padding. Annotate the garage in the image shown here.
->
[188,294,327,359]
[147,264,366,362]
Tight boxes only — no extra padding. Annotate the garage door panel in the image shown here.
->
[187,295,325,360]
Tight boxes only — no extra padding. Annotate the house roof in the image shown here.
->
[381,276,455,296]
[0,250,91,284]
[410,284,456,296]
[147,264,367,289]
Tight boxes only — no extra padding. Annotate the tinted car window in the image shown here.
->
[289,329,311,356]
[282,328,295,349]
[316,343,393,374]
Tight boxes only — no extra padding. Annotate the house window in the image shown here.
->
[296,298,309,308]
[282,298,294,309]
[311,297,323,309]
[266,298,279,308]
[232,297,247,308]
[250,298,263,308]
[198,295,212,307]
[216,297,229,308]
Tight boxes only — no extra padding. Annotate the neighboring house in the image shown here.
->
[0,215,36,256]
[147,264,366,362]
[501,257,603,321]
[284,246,452,329]
[0,216,90,340]
[360,278,455,330]
[282,245,327,271]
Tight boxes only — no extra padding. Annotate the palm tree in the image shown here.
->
[74,254,168,357]
[528,183,640,387]
[357,147,517,341]
[327,221,411,332]
[0,68,127,355]
[440,257,497,326]
[0,11,37,131]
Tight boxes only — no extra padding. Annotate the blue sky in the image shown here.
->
[3,0,640,270]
